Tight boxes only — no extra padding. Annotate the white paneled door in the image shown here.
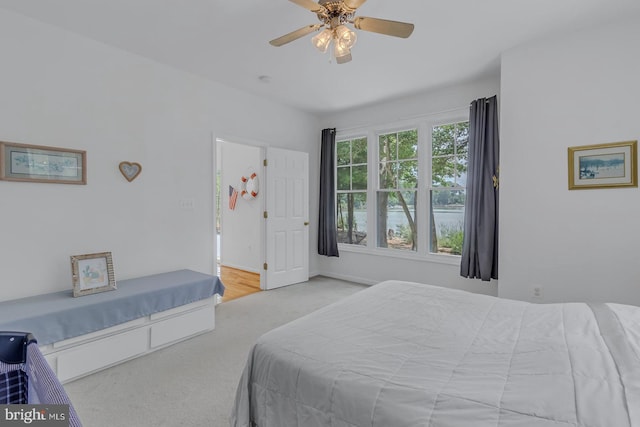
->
[265,147,309,290]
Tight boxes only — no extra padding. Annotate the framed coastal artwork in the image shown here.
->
[0,141,86,184]
[568,140,637,190]
[70,252,116,297]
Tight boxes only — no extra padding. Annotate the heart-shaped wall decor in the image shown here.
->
[119,161,142,182]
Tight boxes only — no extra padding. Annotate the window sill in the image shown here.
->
[337,244,461,266]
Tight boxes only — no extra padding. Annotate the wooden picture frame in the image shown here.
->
[568,140,637,190]
[70,252,117,297]
[0,141,86,184]
[118,161,142,182]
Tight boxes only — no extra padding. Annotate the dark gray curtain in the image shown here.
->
[460,96,499,281]
[318,128,339,257]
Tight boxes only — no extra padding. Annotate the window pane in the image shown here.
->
[337,166,350,191]
[398,159,418,189]
[352,138,367,164]
[432,155,457,187]
[456,127,469,156]
[429,189,465,255]
[379,161,397,189]
[336,137,368,246]
[432,124,457,157]
[397,130,418,160]
[337,193,367,246]
[457,157,468,187]
[379,133,397,161]
[352,165,367,190]
[337,141,350,166]
[376,190,417,251]
[432,121,469,190]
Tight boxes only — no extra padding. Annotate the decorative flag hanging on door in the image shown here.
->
[229,185,238,210]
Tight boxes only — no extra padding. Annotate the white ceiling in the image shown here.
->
[1,0,639,115]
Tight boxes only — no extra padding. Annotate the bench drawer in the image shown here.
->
[56,327,149,382]
[150,306,214,348]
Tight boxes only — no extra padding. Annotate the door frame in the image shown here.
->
[214,136,267,290]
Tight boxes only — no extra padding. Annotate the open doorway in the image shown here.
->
[216,139,263,301]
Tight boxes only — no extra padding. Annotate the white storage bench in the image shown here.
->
[0,269,224,383]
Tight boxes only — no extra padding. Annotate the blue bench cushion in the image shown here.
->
[0,270,224,345]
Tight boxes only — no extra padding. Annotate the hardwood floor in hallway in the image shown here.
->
[220,265,261,302]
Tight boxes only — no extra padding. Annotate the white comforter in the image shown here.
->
[230,280,640,426]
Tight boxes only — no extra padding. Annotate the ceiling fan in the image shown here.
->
[270,0,414,64]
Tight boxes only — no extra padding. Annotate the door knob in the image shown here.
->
[304,221,309,226]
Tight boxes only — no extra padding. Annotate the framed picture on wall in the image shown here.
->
[568,140,637,190]
[70,252,117,297]
[0,141,86,184]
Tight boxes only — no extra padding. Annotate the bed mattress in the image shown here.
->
[230,280,640,427]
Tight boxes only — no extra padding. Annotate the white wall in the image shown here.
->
[7,7,636,305]
[499,16,640,304]
[0,9,319,301]
[317,77,501,296]
[219,142,262,273]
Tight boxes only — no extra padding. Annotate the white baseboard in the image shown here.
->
[310,271,376,286]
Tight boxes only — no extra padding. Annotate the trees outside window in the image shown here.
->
[337,137,367,246]
[377,129,418,251]
[335,117,468,258]
[430,121,468,255]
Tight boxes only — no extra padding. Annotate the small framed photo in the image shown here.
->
[568,140,637,190]
[0,141,86,184]
[70,252,117,297]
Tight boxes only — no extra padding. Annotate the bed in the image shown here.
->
[230,280,640,427]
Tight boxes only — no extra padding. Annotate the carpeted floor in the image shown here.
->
[64,276,366,427]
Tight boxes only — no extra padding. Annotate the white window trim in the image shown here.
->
[335,134,369,247]
[335,108,469,264]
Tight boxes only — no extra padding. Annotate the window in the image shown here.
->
[430,121,468,255]
[377,129,418,251]
[336,137,367,246]
[335,114,469,260]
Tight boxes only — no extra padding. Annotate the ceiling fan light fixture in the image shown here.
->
[271,0,414,64]
[312,28,333,53]
[334,25,357,50]
[335,51,352,64]
[333,41,351,61]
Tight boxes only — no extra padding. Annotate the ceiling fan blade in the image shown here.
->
[343,0,367,10]
[353,16,414,38]
[288,0,326,13]
[269,24,322,47]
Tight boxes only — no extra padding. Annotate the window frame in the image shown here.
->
[376,127,420,252]
[336,135,369,247]
[335,109,469,265]
[429,119,469,256]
